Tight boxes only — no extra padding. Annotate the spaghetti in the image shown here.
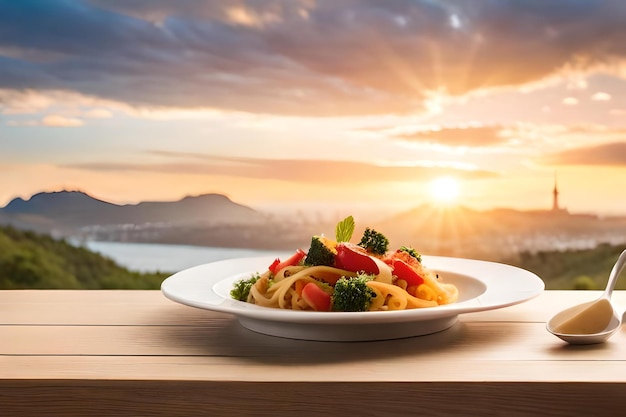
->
[231,218,459,312]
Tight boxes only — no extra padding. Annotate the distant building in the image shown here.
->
[551,173,568,214]
[552,174,559,211]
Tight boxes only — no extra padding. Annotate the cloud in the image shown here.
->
[543,142,626,166]
[0,88,126,116]
[5,119,38,127]
[591,91,611,101]
[0,89,54,114]
[83,108,112,118]
[562,97,579,106]
[87,0,312,27]
[1,1,626,116]
[395,126,505,147]
[42,115,83,127]
[61,152,497,183]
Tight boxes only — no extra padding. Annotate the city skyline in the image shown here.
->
[1,1,626,215]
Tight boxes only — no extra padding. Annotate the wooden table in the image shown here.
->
[2,290,626,416]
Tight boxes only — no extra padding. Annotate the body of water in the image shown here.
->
[83,241,287,273]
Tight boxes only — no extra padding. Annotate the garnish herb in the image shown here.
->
[335,215,355,243]
[230,273,261,301]
[399,246,422,263]
[358,227,389,255]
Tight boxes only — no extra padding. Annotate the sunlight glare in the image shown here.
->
[429,176,460,204]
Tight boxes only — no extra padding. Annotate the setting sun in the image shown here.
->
[429,176,460,204]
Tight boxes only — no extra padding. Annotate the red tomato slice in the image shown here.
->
[268,258,281,274]
[334,243,379,275]
[268,249,306,274]
[301,283,331,311]
[392,259,424,286]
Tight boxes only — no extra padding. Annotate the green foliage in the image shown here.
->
[3,224,624,292]
[573,275,597,290]
[0,226,168,289]
[506,243,626,290]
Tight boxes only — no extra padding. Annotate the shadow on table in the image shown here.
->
[161,312,515,365]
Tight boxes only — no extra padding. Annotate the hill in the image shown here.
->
[1,223,624,290]
[2,190,626,256]
[504,244,626,290]
[0,225,167,289]
[374,205,626,261]
[0,190,268,239]
[1,190,265,227]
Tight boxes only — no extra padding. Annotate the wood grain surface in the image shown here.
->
[2,290,626,416]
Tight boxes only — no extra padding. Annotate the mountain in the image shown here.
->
[3,190,626,255]
[3,191,118,229]
[0,190,324,250]
[372,204,626,260]
[0,190,266,232]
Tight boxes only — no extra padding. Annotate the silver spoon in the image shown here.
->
[546,249,626,344]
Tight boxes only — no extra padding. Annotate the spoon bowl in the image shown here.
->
[546,249,626,344]
[547,303,621,345]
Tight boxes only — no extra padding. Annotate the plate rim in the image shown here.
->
[160,255,545,325]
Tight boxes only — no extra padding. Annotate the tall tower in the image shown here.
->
[552,172,559,211]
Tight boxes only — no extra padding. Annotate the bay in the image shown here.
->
[82,241,287,273]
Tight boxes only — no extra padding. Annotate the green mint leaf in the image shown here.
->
[335,215,355,242]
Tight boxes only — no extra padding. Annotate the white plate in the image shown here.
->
[161,255,544,341]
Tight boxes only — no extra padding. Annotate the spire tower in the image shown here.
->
[552,172,559,211]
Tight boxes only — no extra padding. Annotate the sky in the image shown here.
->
[1,0,626,216]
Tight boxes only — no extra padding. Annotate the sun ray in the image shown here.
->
[429,176,460,205]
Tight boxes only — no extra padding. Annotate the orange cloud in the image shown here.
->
[395,126,505,147]
[42,115,83,127]
[543,142,626,166]
[61,153,498,184]
[2,1,626,116]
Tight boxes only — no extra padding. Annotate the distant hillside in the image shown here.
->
[3,190,626,256]
[374,205,626,260]
[1,223,624,290]
[0,190,266,233]
[0,225,168,289]
[505,243,626,290]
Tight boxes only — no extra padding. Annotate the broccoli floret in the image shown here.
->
[230,273,261,301]
[332,274,377,312]
[304,235,336,266]
[399,246,422,263]
[358,227,389,255]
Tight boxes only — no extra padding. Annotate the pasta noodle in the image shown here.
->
[248,266,355,310]
[366,281,439,310]
[231,220,459,312]
[242,250,458,312]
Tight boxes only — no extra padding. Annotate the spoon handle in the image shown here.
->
[603,249,626,299]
